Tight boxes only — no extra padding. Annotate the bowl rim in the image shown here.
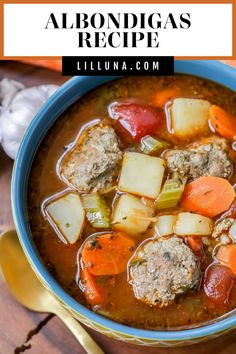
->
[12,60,236,342]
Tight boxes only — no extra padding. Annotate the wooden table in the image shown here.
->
[0,61,236,354]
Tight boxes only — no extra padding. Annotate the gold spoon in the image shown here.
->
[0,229,104,354]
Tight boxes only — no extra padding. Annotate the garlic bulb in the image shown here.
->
[0,78,24,107]
[0,79,59,159]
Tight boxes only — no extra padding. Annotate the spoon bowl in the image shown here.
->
[0,229,104,354]
[0,229,53,312]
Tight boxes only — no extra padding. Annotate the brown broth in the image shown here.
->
[28,75,236,329]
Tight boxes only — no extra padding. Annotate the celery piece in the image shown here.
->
[140,135,169,155]
[156,177,187,210]
[82,194,111,228]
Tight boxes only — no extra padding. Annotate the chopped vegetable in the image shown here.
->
[81,233,135,275]
[140,135,169,155]
[181,176,235,218]
[45,192,85,244]
[155,215,177,237]
[216,244,236,275]
[80,268,105,306]
[174,212,213,236]
[112,102,163,141]
[204,264,234,304]
[209,105,236,140]
[82,194,111,228]
[171,98,211,138]
[118,152,165,199]
[154,87,180,107]
[112,193,154,235]
[156,177,187,209]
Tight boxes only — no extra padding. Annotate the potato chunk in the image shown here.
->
[171,98,211,138]
[45,192,85,244]
[174,212,213,236]
[155,215,177,237]
[112,193,154,235]
[118,152,165,199]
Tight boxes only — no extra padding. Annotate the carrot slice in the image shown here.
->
[209,105,236,140]
[80,268,105,306]
[154,88,180,107]
[81,233,135,276]
[181,176,235,218]
[217,245,236,275]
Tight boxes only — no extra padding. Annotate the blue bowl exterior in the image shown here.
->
[12,61,236,346]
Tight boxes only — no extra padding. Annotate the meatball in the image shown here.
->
[212,218,235,239]
[129,236,201,307]
[165,139,232,180]
[212,218,236,244]
[60,124,122,192]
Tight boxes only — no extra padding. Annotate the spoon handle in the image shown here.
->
[55,304,105,354]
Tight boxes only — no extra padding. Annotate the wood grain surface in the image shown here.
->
[0,61,236,354]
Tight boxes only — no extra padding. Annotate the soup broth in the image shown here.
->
[28,75,236,329]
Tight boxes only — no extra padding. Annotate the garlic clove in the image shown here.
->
[0,78,25,107]
[0,82,59,159]
[1,139,20,160]
[1,111,26,140]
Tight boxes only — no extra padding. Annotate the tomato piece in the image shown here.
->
[204,264,235,305]
[186,236,205,260]
[113,103,163,141]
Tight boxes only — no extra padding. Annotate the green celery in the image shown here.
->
[140,135,169,155]
[156,177,187,210]
[82,194,111,228]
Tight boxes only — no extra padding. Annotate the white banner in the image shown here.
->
[4,3,233,57]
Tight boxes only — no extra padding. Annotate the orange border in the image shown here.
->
[0,2,3,58]
[2,0,234,3]
[0,0,235,60]
[233,0,236,58]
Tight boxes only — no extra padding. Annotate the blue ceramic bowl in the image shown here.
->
[12,61,236,347]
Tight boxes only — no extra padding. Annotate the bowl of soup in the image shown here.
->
[12,61,236,347]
